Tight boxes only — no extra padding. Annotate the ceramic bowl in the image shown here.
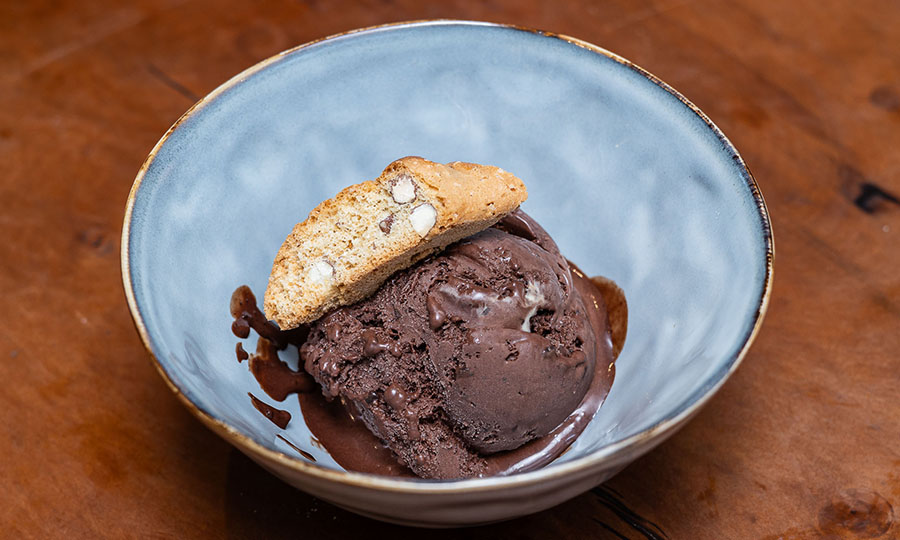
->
[122,20,773,527]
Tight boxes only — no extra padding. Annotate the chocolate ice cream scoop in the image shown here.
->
[425,228,596,454]
[301,210,607,478]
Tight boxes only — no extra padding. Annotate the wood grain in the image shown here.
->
[1,0,898,537]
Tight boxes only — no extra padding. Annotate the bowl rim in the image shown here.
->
[121,19,774,495]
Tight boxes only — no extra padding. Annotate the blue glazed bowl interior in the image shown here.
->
[125,22,770,477]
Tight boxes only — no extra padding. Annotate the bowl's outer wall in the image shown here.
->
[125,22,771,525]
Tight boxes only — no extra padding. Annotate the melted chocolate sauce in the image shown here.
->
[492,209,544,246]
[231,285,307,349]
[361,328,402,357]
[249,393,291,429]
[276,434,317,462]
[230,263,625,478]
[297,393,415,477]
[248,337,315,401]
[231,286,315,426]
[235,342,249,363]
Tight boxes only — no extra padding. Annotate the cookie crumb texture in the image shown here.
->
[264,157,527,329]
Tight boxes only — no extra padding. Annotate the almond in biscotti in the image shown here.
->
[263,156,528,329]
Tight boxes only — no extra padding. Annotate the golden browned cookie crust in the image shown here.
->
[264,156,528,329]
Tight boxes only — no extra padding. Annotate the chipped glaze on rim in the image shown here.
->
[121,20,774,495]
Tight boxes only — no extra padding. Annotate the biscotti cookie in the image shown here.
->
[263,156,528,329]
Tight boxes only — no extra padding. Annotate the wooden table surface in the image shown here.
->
[3,0,899,537]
